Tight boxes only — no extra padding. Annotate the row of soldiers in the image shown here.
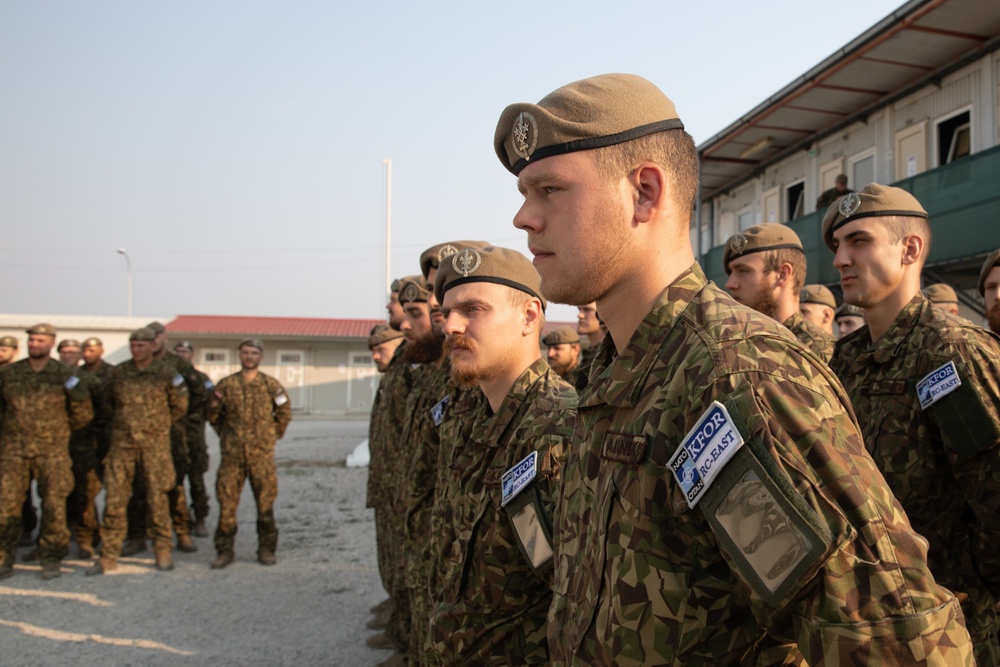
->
[364,73,1000,666]
[0,321,292,578]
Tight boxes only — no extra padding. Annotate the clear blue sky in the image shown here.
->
[1,0,905,324]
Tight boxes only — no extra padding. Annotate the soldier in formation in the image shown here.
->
[924,282,961,316]
[835,301,866,337]
[982,248,1000,336]
[541,325,581,381]
[798,283,837,336]
[173,340,214,537]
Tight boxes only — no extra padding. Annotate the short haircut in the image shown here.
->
[591,130,700,214]
[881,215,932,263]
[761,248,807,294]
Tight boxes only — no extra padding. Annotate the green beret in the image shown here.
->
[978,249,1000,296]
[723,223,803,274]
[821,183,927,251]
[397,276,430,305]
[26,323,57,337]
[419,241,490,280]
[494,73,685,175]
[390,278,401,293]
[82,337,103,348]
[239,338,264,352]
[542,326,580,346]
[835,303,865,320]
[435,246,546,311]
[146,321,166,335]
[0,336,18,349]
[57,339,82,351]
[174,341,194,352]
[367,324,404,349]
[129,327,156,342]
[923,283,958,305]
[800,284,836,310]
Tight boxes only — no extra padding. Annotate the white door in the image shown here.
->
[276,349,305,409]
[762,186,780,223]
[348,352,378,412]
[896,122,927,180]
[850,150,876,190]
[819,160,844,194]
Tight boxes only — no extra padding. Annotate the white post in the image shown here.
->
[383,158,392,304]
[116,247,132,317]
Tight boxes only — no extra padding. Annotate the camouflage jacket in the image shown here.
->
[160,350,208,417]
[105,359,188,449]
[183,367,213,427]
[70,360,112,456]
[832,294,1000,645]
[209,372,292,459]
[427,358,576,666]
[783,311,835,364]
[367,342,410,508]
[0,358,93,457]
[568,343,600,392]
[549,264,971,666]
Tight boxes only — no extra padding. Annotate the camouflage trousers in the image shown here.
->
[186,424,210,521]
[127,424,191,540]
[214,453,278,556]
[101,443,176,560]
[405,507,435,665]
[0,452,72,565]
[67,439,101,550]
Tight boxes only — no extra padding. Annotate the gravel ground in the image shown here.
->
[1,418,392,667]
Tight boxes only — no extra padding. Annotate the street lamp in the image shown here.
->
[116,248,132,317]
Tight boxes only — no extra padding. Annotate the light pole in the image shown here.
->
[116,248,132,317]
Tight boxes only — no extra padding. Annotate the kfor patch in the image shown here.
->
[917,361,961,410]
[668,401,745,508]
[501,451,537,507]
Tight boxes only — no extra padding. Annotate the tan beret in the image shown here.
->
[835,303,865,320]
[390,278,401,293]
[419,241,490,280]
[0,336,18,348]
[978,249,1000,296]
[26,323,57,336]
[494,73,685,175]
[239,338,264,351]
[435,246,546,310]
[821,183,927,251]
[723,223,803,274]
[397,275,430,305]
[542,326,580,346]
[129,327,156,342]
[367,324,404,349]
[800,284,836,310]
[82,337,103,348]
[923,283,958,305]
[57,339,82,351]
[174,341,194,352]
[146,321,166,335]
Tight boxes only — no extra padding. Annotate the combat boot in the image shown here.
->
[155,552,174,571]
[257,549,277,566]
[0,555,14,580]
[85,558,117,576]
[21,549,38,562]
[121,538,147,556]
[193,519,209,538]
[77,543,95,559]
[39,561,61,580]
[176,535,198,553]
[210,552,233,569]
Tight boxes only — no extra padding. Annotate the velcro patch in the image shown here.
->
[64,375,80,390]
[601,432,649,464]
[274,392,288,406]
[214,390,224,400]
[431,395,450,426]
[171,374,185,387]
[204,380,214,390]
[668,401,744,508]
[917,361,961,410]
[501,451,537,507]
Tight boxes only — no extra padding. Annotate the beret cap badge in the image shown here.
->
[400,282,419,303]
[453,248,482,278]
[838,192,862,217]
[512,112,538,161]
[729,234,748,256]
[437,244,458,260]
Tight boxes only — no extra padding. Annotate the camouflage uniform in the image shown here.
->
[549,265,972,665]
[0,359,92,567]
[782,311,835,364]
[69,359,112,551]
[208,372,292,558]
[426,358,575,666]
[832,293,1000,665]
[100,359,188,561]
[184,367,214,524]
[569,344,599,392]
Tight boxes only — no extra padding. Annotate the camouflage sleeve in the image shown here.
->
[167,370,189,424]
[64,371,94,431]
[207,381,225,435]
[267,377,292,440]
[179,358,206,412]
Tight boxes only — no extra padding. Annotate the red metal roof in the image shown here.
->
[166,315,385,339]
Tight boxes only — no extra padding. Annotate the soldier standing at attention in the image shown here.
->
[496,73,972,663]
[835,301,866,337]
[208,338,291,569]
[0,324,92,580]
[57,339,83,368]
[426,246,576,666]
[0,336,18,367]
[173,341,214,538]
[87,327,187,575]
[0,335,38,548]
[799,284,837,336]
[724,223,836,363]
[541,326,582,381]
[575,302,603,370]
[980,249,1000,336]
[923,283,961,316]
[825,183,1000,665]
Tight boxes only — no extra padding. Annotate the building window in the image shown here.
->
[352,354,374,366]
[786,181,805,220]
[937,109,971,166]
[737,207,754,231]
[203,350,228,364]
[279,352,303,364]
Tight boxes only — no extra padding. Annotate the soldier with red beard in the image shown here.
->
[980,249,1000,336]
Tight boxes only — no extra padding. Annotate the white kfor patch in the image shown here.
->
[64,376,80,390]
[501,451,537,507]
[669,401,745,508]
[917,361,961,410]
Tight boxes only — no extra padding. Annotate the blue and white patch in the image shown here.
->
[64,375,80,390]
[917,361,961,410]
[274,391,288,407]
[431,395,450,426]
[171,374,185,387]
[501,451,537,507]
[668,401,745,508]
[204,380,214,391]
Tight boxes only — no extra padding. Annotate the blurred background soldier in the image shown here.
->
[541,326,581,381]
[835,302,866,338]
[174,341,213,538]
[924,283,961,316]
[386,278,405,330]
[816,172,852,209]
[980,249,1000,336]
[208,338,292,569]
[87,327,188,576]
[575,302,603,377]
[0,336,37,548]
[57,339,82,368]
[0,324,92,580]
[799,284,837,337]
[0,336,17,367]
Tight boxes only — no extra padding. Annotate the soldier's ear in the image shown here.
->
[900,233,924,267]
[521,298,543,336]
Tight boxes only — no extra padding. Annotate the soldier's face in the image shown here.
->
[799,303,833,330]
[82,345,103,365]
[725,255,780,319]
[239,346,263,370]
[832,220,906,309]
[386,292,404,329]
[547,343,580,376]
[513,151,634,306]
[442,282,526,387]
[577,303,600,336]
[130,340,154,363]
[174,347,193,362]
[984,266,1000,335]
[59,346,82,367]
[837,315,865,338]
[27,334,55,359]
[371,339,402,372]
[0,345,16,364]
[426,268,445,335]
[152,333,166,353]
[400,302,432,342]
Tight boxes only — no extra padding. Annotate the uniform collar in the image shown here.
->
[470,357,550,447]
[842,293,926,365]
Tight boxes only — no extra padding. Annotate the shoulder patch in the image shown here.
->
[431,395,450,426]
[171,374,185,387]
[64,375,80,390]
[274,390,288,406]
[917,361,961,410]
[204,379,214,390]
[501,451,537,507]
[668,401,745,508]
